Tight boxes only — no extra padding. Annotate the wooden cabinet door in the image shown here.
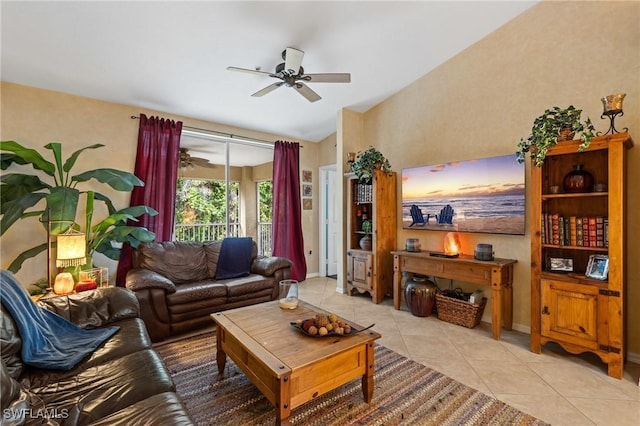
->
[541,279,607,350]
[347,251,372,290]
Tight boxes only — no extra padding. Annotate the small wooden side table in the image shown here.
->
[391,251,517,339]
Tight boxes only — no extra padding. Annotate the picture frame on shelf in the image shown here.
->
[585,254,609,280]
[79,267,109,287]
[547,257,573,272]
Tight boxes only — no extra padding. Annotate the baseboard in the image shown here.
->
[511,323,531,334]
[627,351,640,364]
[501,322,640,366]
[305,272,319,279]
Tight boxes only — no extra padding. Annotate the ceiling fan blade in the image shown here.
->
[252,82,284,97]
[227,66,275,77]
[303,73,351,83]
[293,82,321,102]
[284,47,304,75]
[192,157,216,168]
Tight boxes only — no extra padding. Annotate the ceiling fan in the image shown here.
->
[227,47,351,102]
[179,148,215,170]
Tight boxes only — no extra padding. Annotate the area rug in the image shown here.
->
[156,331,549,426]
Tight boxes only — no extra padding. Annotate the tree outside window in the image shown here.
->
[257,180,273,256]
[174,178,240,241]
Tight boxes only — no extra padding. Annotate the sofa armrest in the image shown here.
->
[251,256,293,277]
[125,268,176,294]
[37,287,139,329]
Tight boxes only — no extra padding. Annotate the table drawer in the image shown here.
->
[402,256,491,285]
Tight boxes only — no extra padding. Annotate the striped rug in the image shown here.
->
[156,331,549,426]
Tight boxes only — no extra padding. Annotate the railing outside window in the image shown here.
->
[174,223,239,242]
[257,222,272,256]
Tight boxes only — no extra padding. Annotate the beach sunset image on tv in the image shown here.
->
[401,154,525,235]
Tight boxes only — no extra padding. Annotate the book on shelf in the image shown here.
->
[596,217,605,247]
[588,217,597,247]
[569,216,577,246]
[551,213,560,245]
[542,213,608,248]
[576,217,584,246]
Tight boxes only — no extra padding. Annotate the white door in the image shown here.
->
[320,166,338,277]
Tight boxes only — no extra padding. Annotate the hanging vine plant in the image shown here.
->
[516,105,596,167]
[349,146,392,183]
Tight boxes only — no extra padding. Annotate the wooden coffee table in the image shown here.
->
[211,300,381,425]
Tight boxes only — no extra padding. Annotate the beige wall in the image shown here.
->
[318,132,338,168]
[1,1,638,355]
[339,1,640,354]
[0,82,321,284]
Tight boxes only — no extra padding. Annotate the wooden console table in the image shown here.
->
[391,251,517,340]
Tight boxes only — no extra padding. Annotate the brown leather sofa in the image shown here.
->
[0,287,194,426]
[125,240,293,342]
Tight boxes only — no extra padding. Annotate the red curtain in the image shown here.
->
[272,141,307,281]
[116,114,182,285]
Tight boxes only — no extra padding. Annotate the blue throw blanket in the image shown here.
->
[215,237,253,280]
[0,270,119,371]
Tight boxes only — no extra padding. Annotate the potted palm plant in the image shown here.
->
[0,140,157,274]
[349,146,392,183]
[516,105,596,167]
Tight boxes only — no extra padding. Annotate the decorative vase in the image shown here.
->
[563,164,594,193]
[359,234,372,250]
[404,275,437,317]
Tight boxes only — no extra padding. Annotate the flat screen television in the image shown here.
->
[401,154,525,235]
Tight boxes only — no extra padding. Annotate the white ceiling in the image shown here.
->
[1,1,536,166]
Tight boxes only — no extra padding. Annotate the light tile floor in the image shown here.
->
[299,277,640,426]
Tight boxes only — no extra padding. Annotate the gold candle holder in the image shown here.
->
[599,93,627,135]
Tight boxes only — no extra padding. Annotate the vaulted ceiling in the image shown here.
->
[2,1,536,163]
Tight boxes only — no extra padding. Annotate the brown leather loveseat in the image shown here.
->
[0,284,194,425]
[125,239,292,342]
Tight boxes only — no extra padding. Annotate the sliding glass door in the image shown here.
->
[174,131,273,252]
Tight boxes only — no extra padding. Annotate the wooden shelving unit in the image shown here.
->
[530,132,633,379]
[346,169,396,304]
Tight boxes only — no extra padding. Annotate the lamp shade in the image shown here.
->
[56,232,86,267]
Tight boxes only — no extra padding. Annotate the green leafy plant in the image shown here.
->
[349,146,392,183]
[516,105,596,167]
[0,140,158,273]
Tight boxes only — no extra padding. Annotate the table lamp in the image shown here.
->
[53,229,86,295]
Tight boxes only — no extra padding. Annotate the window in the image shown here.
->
[257,180,273,256]
[174,178,240,241]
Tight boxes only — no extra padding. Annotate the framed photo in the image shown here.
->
[303,184,312,197]
[547,257,573,272]
[302,170,312,183]
[585,254,609,280]
[303,198,312,210]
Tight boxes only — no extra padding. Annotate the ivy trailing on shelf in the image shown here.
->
[516,105,596,167]
[349,146,392,183]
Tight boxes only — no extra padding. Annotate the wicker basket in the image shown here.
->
[435,293,487,328]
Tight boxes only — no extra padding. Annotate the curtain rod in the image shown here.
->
[129,115,283,149]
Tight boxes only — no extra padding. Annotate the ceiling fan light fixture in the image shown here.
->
[228,47,350,102]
